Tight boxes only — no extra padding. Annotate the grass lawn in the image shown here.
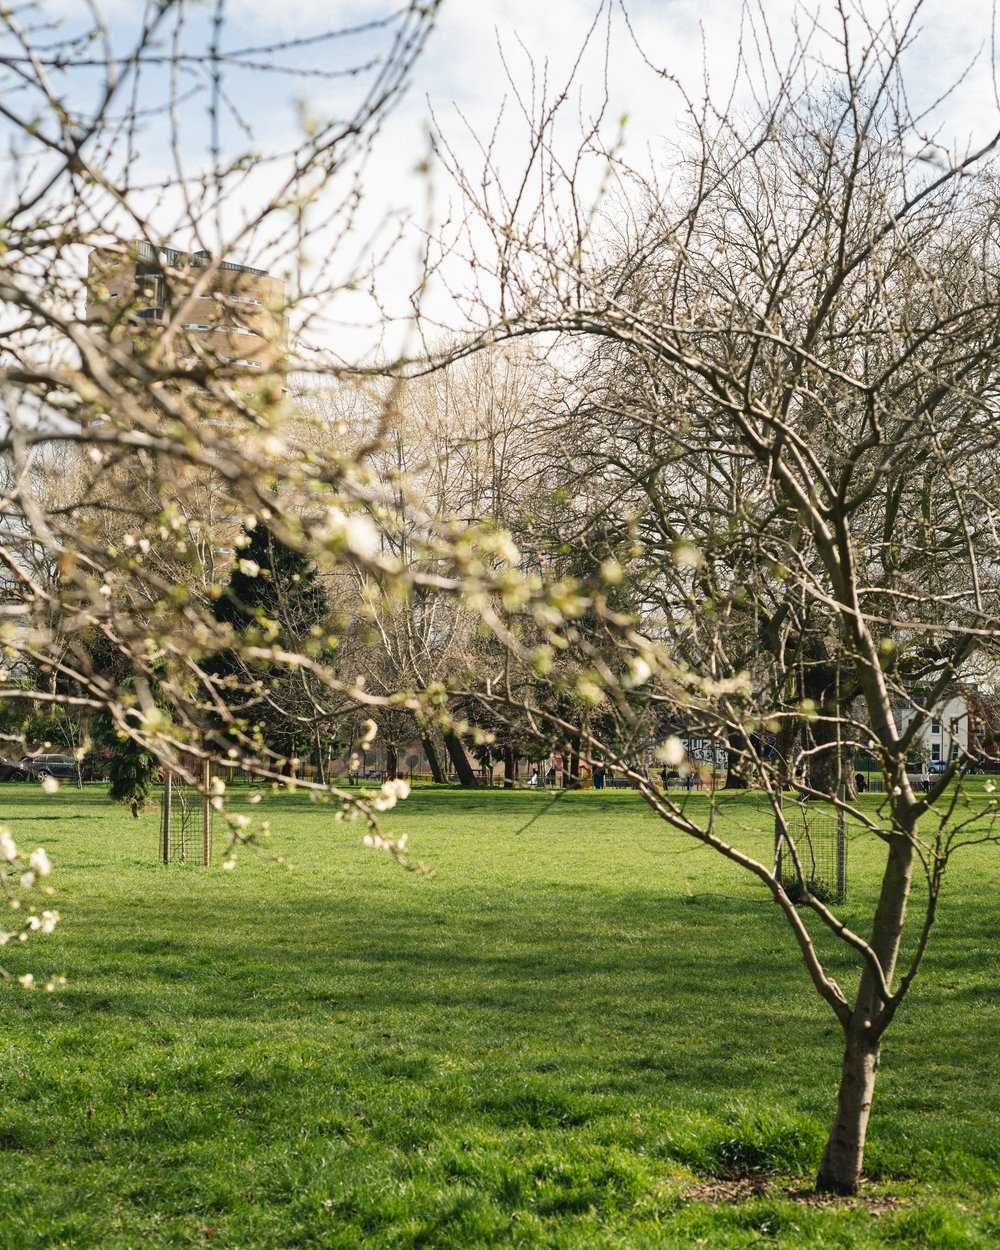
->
[0,782,997,1248]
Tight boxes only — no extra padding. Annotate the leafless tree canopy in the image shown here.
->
[429,2,1000,1192]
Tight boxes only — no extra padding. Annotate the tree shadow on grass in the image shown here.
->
[2,813,86,820]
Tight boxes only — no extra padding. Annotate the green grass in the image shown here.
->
[0,783,998,1248]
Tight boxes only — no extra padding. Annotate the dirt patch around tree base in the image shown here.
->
[685,1174,907,1215]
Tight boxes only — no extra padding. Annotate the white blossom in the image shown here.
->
[671,540,703,569]
[0,829,17,862]
[625,656,653,688]
[323,506,379,557]
[655,736,686,766]
[29,848,52,877]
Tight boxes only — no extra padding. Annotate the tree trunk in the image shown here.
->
[800,659,856,797]
[443,729,478,787]
[816,1029,881,1194]
[775,719,799,789]
[807,713,856,798]
[422,735,447,783]
[566,736,581,789]
[816,831,915,1192]
[503,745,516,788]
[724,730,751,788]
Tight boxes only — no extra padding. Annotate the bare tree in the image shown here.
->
[299,350,558,785]
[436,2,1000,1193]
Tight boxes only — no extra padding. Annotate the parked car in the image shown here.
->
[20,753,80,781]
[0,758,29,781]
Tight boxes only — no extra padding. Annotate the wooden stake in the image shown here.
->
[162,772,172,865]
[202,758,212,868]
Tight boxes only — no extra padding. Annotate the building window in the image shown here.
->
[931,744,941,761]
[197,293,261,305]
[184,324,257,335]
[931,719,940,734]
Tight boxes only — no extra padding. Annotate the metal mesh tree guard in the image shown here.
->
[159,770,213,867]
[772,796,848,900]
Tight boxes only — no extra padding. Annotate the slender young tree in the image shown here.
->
[436,1,1000,1193]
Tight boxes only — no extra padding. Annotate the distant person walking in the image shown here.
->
[920,761,930,794]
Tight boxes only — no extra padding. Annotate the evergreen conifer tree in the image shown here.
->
[107,737,158,817]
[213,521,334,766]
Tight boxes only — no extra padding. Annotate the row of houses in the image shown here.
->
[899,686,1000,767]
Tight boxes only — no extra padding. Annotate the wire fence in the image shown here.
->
[757,795,851,901]
[159,772,212,867]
